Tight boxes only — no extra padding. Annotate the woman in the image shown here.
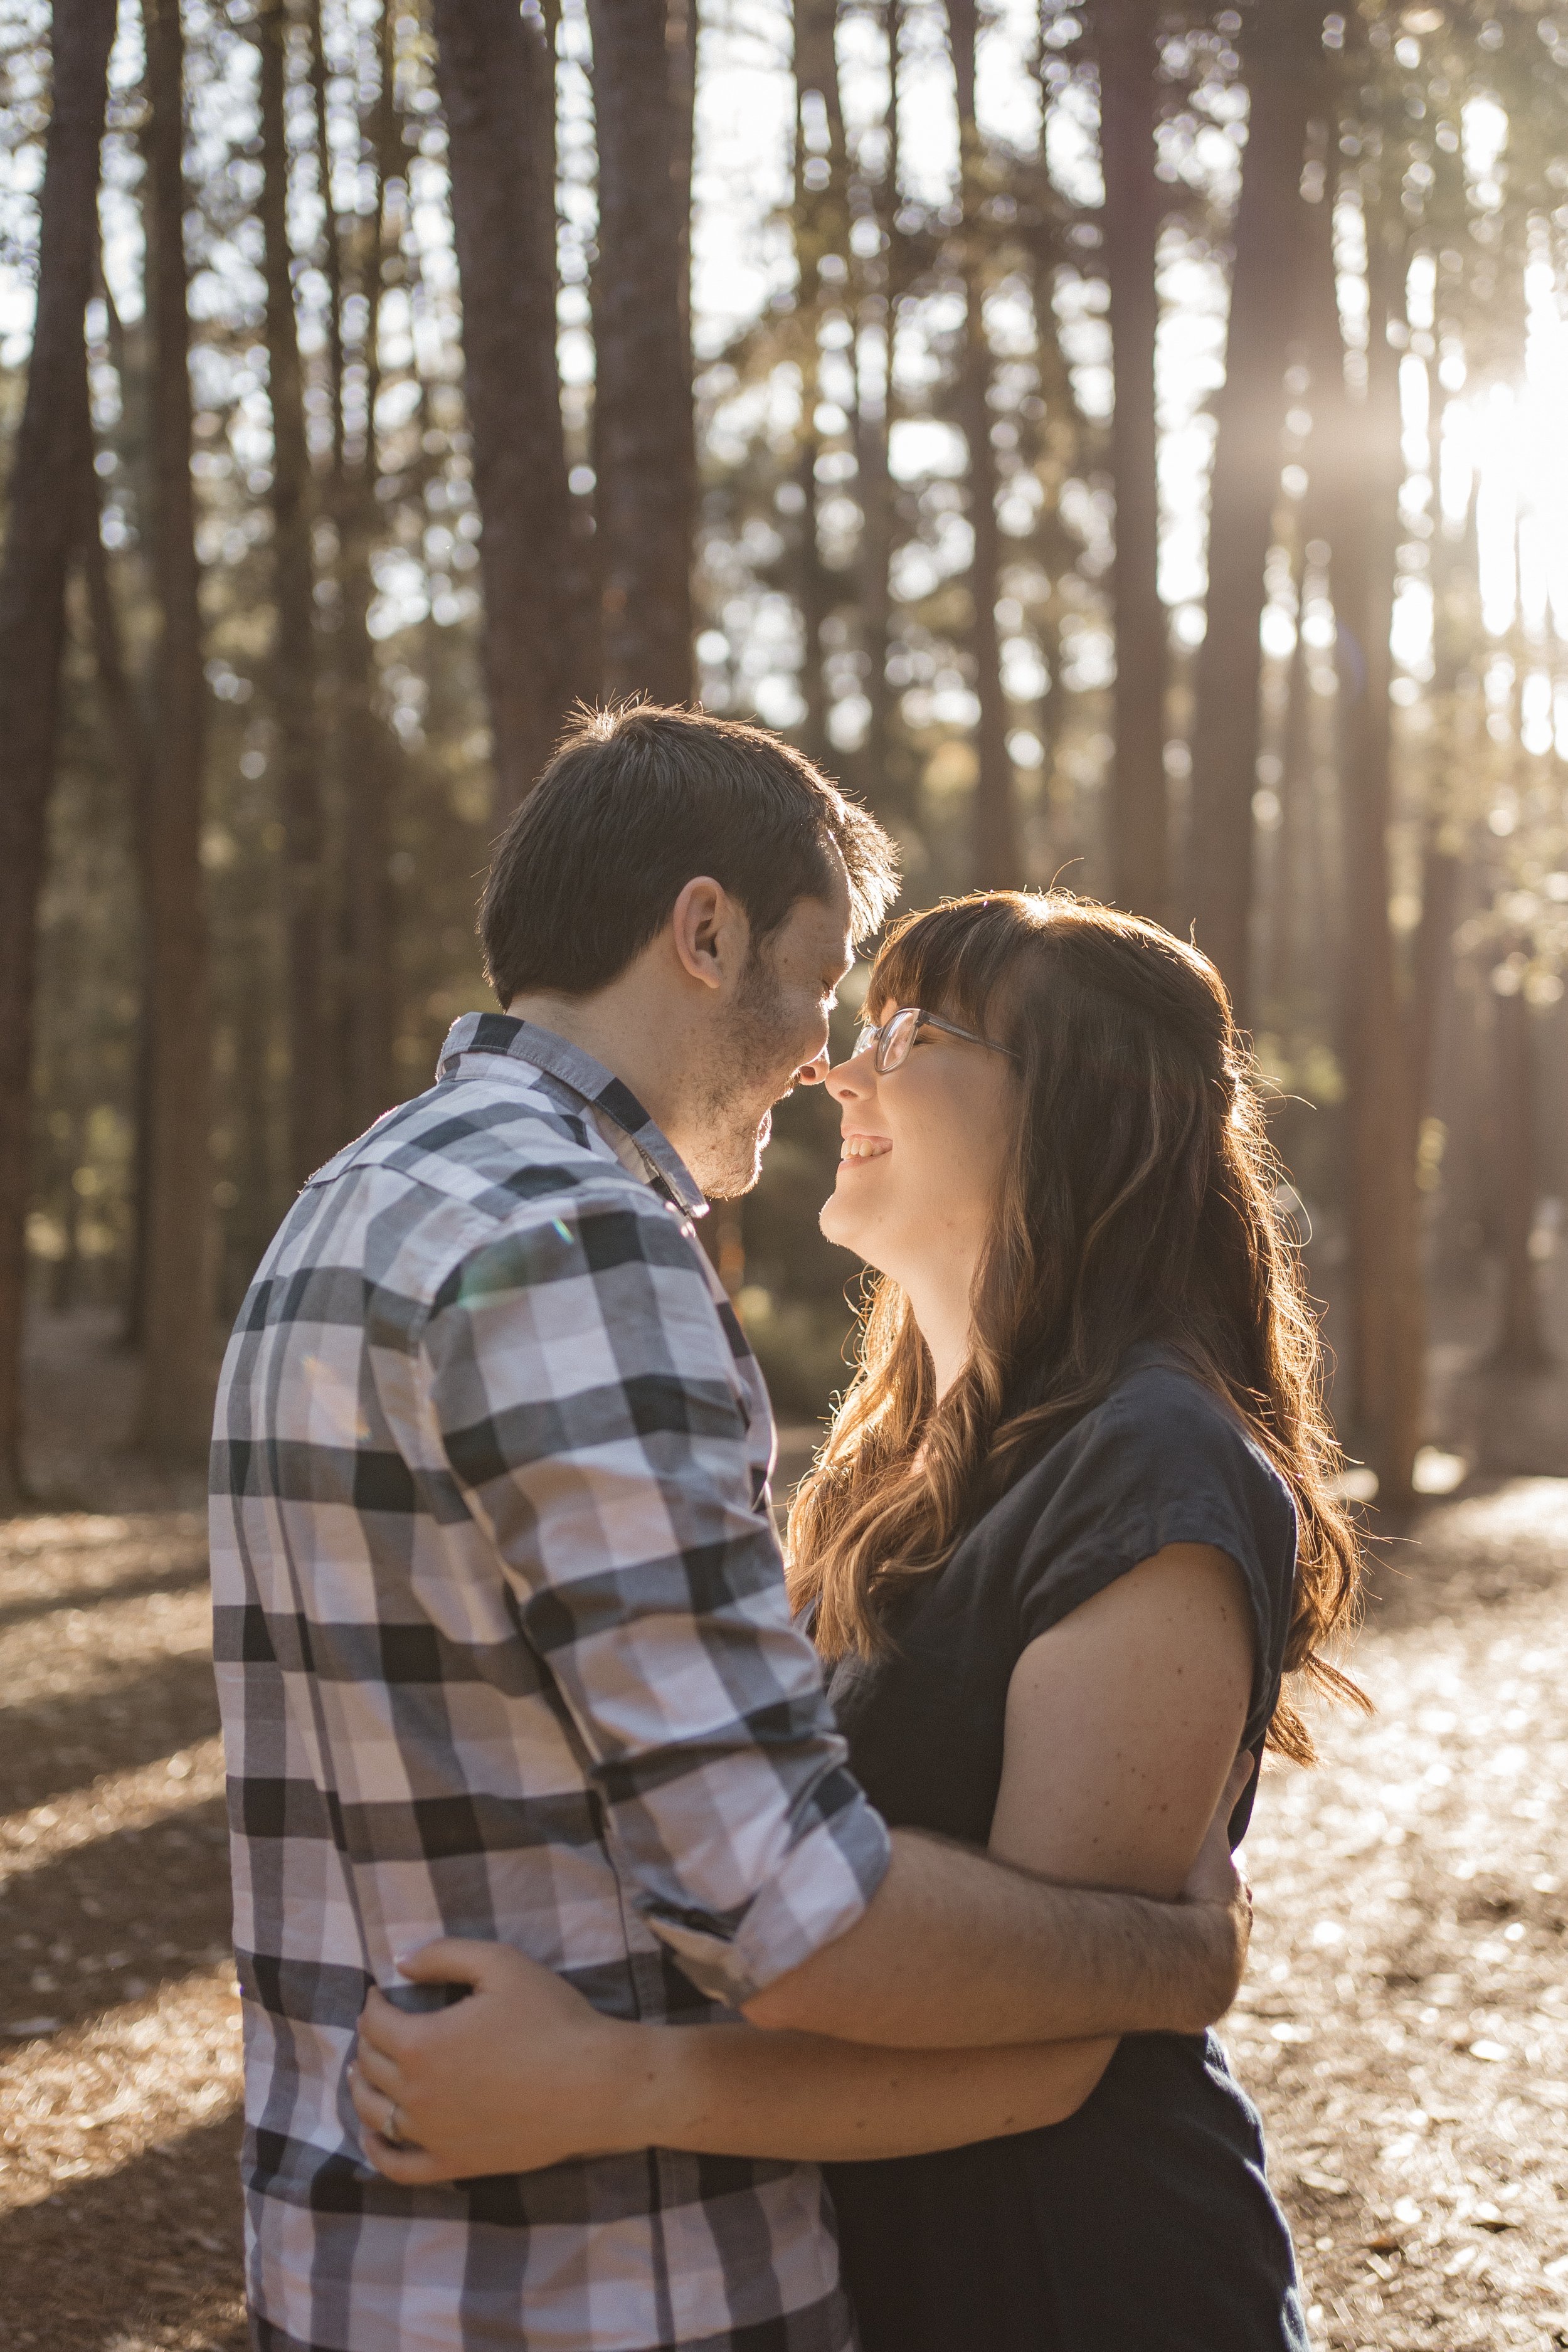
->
[350,891,1362,2351]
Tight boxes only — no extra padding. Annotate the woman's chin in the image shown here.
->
[818,1185,868,1253]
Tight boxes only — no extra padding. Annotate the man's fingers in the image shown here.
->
[1222,1750,1255,1816]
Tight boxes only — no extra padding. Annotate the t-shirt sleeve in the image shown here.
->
[1009,1373,1299,1747]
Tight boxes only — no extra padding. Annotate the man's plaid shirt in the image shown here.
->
[211,1014,891,2352]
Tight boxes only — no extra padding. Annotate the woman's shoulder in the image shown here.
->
[1061,1345,1295,1520]
[983,1345,1298,1675]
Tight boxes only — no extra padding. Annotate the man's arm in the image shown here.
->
[349,1743,1246,2181]
[742,1754,1253,2047]
[420,1192,893,2000]
[745,1546,1256,2046]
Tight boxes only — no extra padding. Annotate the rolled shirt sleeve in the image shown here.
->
[420,1185,891,2006]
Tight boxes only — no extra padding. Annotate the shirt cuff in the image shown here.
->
[643,1776,893,2008]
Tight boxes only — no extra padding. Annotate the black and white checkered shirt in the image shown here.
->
[211,1014,889,2352]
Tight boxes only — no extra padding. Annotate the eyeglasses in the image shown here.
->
[852,1004,1019,1075]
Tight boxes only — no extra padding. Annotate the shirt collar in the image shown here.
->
[436,1012,707,1219]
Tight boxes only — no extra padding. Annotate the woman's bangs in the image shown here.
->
[869,897,1034,1034]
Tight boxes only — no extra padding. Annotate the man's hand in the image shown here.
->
[349,1941,642,2181]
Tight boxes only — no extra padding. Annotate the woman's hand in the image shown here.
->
[349,1940,645,2183]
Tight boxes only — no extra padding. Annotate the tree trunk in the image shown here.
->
[306,0,345,490]
[258,0,330,1188]
[851,0,899,820]
[1096,0,1166,919]
[790,0,850,775]
[339,5,396,1135]
[137,0,216,1459]
[1187,6,1317,1015]
[0,0,117,1507]
[82,460,156,847]
[433,0,578,805]
[948,0,1019,886]
[587,0,696,707]
[1328,195,1423,1508]
[1262,530,1310,1012]
[1490,975,1551,1369]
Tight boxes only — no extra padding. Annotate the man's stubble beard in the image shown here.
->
[688,951,797,1201]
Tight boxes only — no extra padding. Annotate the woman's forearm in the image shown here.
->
[614,2020,1117,2163]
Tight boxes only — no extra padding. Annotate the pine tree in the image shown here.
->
[0,0,119,1504]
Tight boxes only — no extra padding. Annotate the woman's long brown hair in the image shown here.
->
[787,890,1365,1764]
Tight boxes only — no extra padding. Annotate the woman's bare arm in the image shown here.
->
[351,1949,1115,2179]
[990,1542,1254,1895]
[971,1539,1253,2114]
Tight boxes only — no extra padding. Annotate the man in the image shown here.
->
[212,705,1250,2352]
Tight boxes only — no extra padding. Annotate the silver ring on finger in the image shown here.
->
[384,2099,403,2148]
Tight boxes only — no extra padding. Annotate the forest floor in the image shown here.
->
[8,1311,1568,2349]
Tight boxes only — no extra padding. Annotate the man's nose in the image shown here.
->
[795,1050,830,1087]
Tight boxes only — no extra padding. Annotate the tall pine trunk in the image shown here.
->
[433,0,579,805]
[0,0,117,1507]
[1490,973,1550,1369]
[138,0,215,1458]
[852,0,900,819]
[1187,7,1317,1014]
[790,0,849,775]
[1096,0,1166,918]
[339,7,396,1133]
[588,0,696,706]
[1328,193,1423,1507]
[259,0,329,1186]
[948,0,1019,886]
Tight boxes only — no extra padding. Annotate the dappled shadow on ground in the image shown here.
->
[8,1312,1568,2351]
[1239,1502,1568,2350]
[1365,1475,1568,1633]
[0,2116,246,2352]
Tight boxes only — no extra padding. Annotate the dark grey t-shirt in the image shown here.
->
[822,1345,1309,2352]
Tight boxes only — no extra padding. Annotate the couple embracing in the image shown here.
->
[212,704,1358,2352]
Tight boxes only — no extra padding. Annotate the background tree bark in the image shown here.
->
[137,0,216,1458]
[588,0,696,706]
[1096,0,1166,919]
[1327,189,1424,1508]
[851,0,900,820]
[0,0,117,1506]
[258,0,331,1187]
[789,0,849,775]
[1186,3,1318,1015]
[433,0,579,806]
[337,6,397,1135]
[1490,975,1551,1370]
[948,0,1019,887]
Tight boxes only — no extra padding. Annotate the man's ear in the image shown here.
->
[669,876,748,993]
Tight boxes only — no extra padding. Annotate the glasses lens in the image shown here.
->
[877,1008,919,1073]
[853,1022,881,1063]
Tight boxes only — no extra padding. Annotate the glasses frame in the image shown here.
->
[854,1004,1019,1076]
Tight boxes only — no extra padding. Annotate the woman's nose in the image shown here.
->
[824,1047,874,1105]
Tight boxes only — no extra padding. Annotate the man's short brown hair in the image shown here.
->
[480,704,900,1004]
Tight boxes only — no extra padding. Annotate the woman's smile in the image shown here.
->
[840,1130,893,1163]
